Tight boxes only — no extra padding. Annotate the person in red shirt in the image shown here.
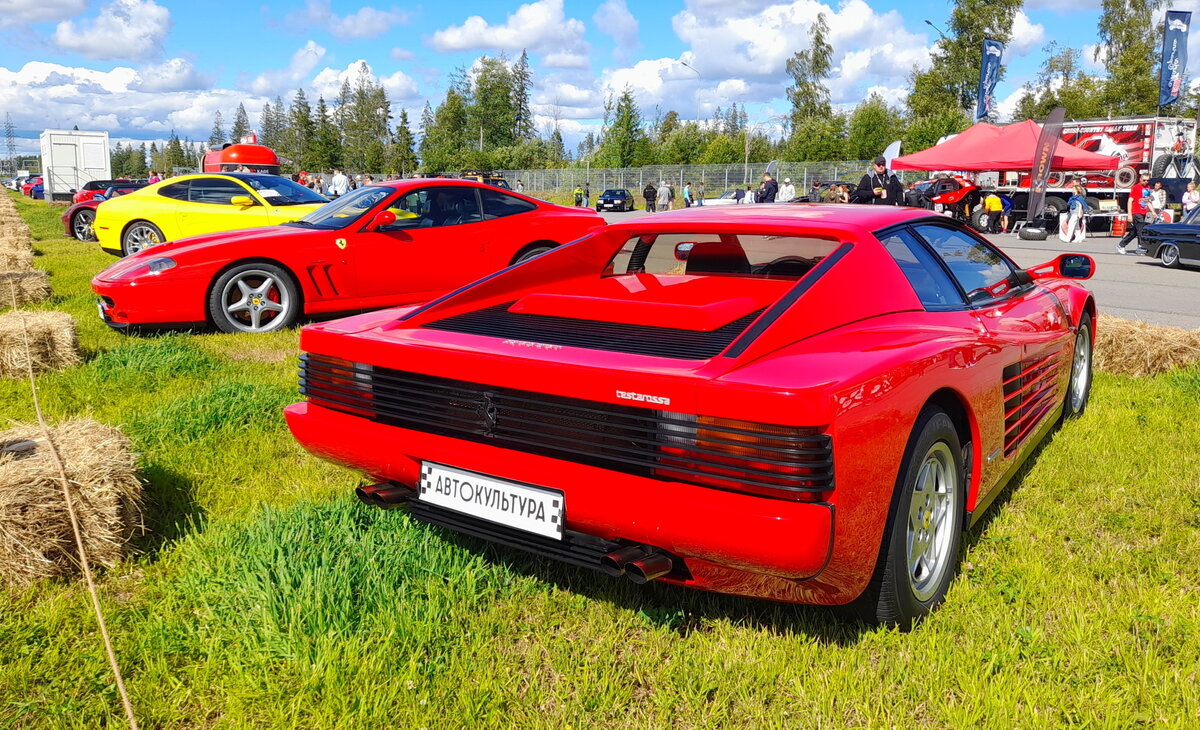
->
[1117,171,1151,254]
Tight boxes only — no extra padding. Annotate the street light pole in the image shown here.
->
[680,60,701,124]
[924,19,950,43]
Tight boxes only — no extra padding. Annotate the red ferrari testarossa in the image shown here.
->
[285,204,1097,627]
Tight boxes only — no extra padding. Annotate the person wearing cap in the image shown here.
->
[778,177,796,203]
[1117,171,1151,254]
[857,156,903,205]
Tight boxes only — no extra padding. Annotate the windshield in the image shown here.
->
[289,186,394,230]
[602,189,624,197]
[608,233,840,280]
[239,174,328,206]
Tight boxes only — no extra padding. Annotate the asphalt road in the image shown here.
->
[596,206,1200,329]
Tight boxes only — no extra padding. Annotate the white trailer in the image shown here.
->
[38,129,111,202]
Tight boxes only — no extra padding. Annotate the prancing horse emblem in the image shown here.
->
[335,238,347,249]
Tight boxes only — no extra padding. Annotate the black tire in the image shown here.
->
[121,220,165,256]
[1043,197,1068,216]
[207,262,300,334]
[1152,154,1173,179]
[1061,312,1093,422]
[969,206,990,232]
[863,407,964,630]
[510,243,555,265]
[1018,226,1049,241]
[71,209,97,242]
[1160,242,1181,269]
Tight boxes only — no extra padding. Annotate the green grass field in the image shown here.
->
[2,190,1199,728]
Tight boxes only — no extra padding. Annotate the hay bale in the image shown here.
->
[0,248,33,271]
[1095,315,1200,377]
[0,311,80,378]
[0,420,143,586]
[0,226,32,248]
[0,270,50,308]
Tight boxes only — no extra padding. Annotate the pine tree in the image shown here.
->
[389,109,418,176]
[597,87,648,167]
[285,88,315,172]
[258,100,275,148]
[421,86,469,173]
[308,97,342,171]
[785,13,834,127]
[547,126,565,165]
[343,62,391,172]
[511,49,535,141]
[467,56,518,151]
[208,110,226,147]
[164,131,188,172]
[231,103,251,142]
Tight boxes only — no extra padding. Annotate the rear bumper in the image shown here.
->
[285,401,840,600]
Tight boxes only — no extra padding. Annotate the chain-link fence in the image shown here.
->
[473,161,925,194]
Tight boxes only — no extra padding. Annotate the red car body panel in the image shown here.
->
[90,179,604,327]
[284,205,1096,605]
[61,185,147,239]
[21,177,42,196]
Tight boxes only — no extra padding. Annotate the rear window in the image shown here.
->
[607,233,840,279]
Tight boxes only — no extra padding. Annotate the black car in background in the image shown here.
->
[1141,206,1200,269]
[596,188,635,212]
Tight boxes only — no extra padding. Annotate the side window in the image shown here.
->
[157,181,190,201]
[190,178,253,205]
[912,224,1015,304]
[379,189,429,230]
[878,228,963,310]
[480,189,536,219]
[422,187,482,228]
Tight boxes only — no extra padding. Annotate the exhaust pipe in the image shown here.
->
[373,485,413,508]
[355,483,391,506]
[600,546,648,577]
[624,553,674,584]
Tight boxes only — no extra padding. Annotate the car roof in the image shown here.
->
[603,203,940,237]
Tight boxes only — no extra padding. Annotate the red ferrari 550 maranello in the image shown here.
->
[91,179,604,333]
[285,204,1097,628]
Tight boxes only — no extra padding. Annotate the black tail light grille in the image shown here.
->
[1002,352,1063,456]
[301,354,833,501]
[421,302,763,360]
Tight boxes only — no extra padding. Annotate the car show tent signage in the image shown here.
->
[891,121,1121,172]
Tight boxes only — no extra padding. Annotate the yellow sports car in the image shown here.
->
[94,173,329,256]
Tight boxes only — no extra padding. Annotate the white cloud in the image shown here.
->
[310,60,421,105]
[0,0,87,26]
[248,40,326,96]
[391,47,416,61]
[429,0,590,67]
[1082,43,1107,73]
[134,58,212,92]
[1007,11,1045,57]
[593,0,639,62]
[52,0,171,62]
[285,0,410,41]
[533,80,603,120]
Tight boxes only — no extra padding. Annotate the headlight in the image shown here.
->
[147,257,176,273]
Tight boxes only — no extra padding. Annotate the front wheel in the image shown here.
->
[122,220,165,256]
[863,407,964,630]
[1061,312,1094,421]
[1160,243,1181,268]
[208,263,300,334]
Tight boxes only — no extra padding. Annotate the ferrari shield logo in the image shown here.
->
[335,238,347,249]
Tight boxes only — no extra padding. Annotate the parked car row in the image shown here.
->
[2,166,1127,626]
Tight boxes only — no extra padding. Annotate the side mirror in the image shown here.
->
[1028,253,1095,281]
[230,195,255,207]
[675,242,695,261]
[367,210,397,231]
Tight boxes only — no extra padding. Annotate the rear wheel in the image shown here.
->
[72,209,96,241]
[511,243,555,265]
[1161,243,1181,268]
[1061,312,1093,421]
[121,220,165,256]
[862,407,964,630]
[208,263,299,334]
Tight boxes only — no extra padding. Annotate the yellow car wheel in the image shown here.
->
[122,221,165,257]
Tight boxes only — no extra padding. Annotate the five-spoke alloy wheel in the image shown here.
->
[208,263,300,334]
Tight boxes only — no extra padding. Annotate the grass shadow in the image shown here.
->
[134,459,206,558]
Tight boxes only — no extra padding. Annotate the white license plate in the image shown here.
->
[418,463,564,540]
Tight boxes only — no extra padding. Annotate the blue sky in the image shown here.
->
[0,0,1163,157]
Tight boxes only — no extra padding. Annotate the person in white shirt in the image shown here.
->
[1183,181,1199,214]
[777,177,796,203]
[330,169,350,197]
[740,185,756,204]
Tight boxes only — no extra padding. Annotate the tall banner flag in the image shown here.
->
[975,39,1004,121]
[1026,106,1067,224]
[1160,11,1192,106]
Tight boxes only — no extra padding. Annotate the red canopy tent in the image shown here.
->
[891,120,1121,171]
